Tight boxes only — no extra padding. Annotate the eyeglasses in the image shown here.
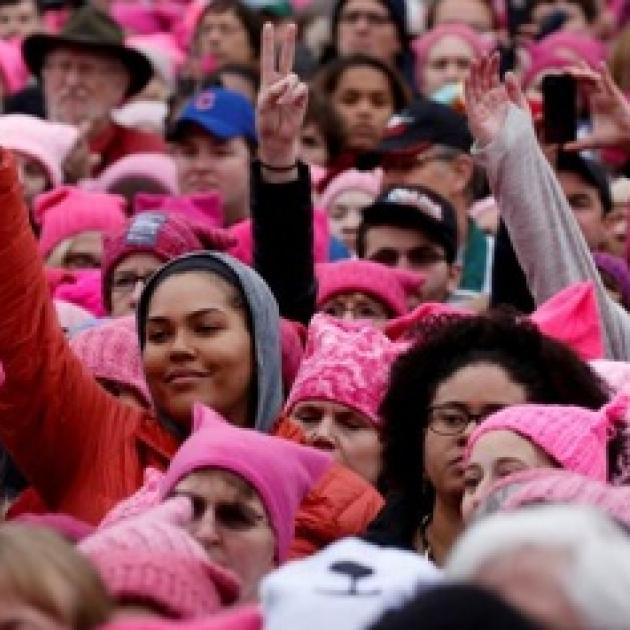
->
[427,403,507,436]
[368,246,447,268]
[339,9,392,26]
[177,492,269,532]
[111,272,155,295]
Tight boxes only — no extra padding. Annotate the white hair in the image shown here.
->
[446,505,630,629]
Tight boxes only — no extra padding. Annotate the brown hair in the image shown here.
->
[0,524,112,629]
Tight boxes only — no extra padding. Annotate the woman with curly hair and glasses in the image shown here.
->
[364,311,609,565]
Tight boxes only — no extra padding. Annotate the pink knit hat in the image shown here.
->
[590,359,630,394]
[0,38,29,95]
[413,24,488,88]
[160,404,333,562]
[483,468,630,527]
[53,268,105,317]
[70,316,152,408]
[465,396,630,482]
[87,153,178,195]
[317,169,381,213]
[284,314,404,426]
[111,2,163,34]
[0,114,78,187]
[134,193,224,228]
[35,187,127,261]
[316,260,423,318]
[101,605,262,630]
[101,211,236,310]
[80,497,241,619]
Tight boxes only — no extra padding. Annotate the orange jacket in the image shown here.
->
[0,151,384,547]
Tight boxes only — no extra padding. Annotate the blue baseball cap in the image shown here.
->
[168,88,257,145]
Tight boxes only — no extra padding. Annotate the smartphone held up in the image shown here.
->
[542,73,578,145]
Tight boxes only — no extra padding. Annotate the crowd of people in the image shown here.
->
[0,0,630,627]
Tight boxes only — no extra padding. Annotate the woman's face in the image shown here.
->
[327,189,375,253]
[292,399,382,484]
[336,0,401,65]
[421,35,475,97]
[195,8,255,68]
[142,271,254,427]
[319,291,392,325]
[331,66,395,152]
[14,152,50,208]
[461,430,556,523]
[423,363,529,505]
[173,469,276,603]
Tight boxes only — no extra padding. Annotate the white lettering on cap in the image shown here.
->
[386,188,444,221]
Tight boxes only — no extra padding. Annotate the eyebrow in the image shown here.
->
[146,308,224,324]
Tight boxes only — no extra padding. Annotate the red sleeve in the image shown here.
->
[0,150,141,507]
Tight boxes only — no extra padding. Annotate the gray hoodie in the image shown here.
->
[137,251,283,433]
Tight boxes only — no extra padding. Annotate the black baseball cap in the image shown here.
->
[360,185,459,263]
[357,99,473,170]
[556,151,612,214]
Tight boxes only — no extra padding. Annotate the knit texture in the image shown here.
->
[80,498,241,619]
[285,314,404,425]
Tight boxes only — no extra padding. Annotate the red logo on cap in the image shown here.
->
[195,92,216,111]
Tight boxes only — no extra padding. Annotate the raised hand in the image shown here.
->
[565,62,630,152]
[464,53,530,146]
[256,22,308,169]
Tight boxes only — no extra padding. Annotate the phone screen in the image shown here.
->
[542,74,577,145]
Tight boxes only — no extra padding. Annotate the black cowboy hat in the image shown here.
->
[22,6,153,99]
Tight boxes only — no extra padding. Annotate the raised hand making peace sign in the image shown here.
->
[256,22,308,172]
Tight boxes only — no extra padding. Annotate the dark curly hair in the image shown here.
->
[378,310,610,538]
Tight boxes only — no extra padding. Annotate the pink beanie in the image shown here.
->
[279,318,306,394]
[53,268,105,317]
[160,404,333,562]
[284,314,404,426]
[128,33,186,86]
[35,187,127,261]
[317,169,381,212]
[101,605,262,630]
[87,153,178,195]
[0,114,78,187]
[70,316,152,408]
[101,211,236,310]
[111,2,163,35]
[316,260,423,318]
[590,359,630,394]
[465,396,630,482]
[413,24,488,86]
[80,498,241,619]
[0,38,28,95]
[487,468,630,526]
[53,299,94,332]
[134,193,223,228]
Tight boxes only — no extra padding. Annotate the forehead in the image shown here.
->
[325,290,386,306]
[175,468,257,502]
[428,35,475,58]
[147,271,235,316]
[336,66,391,91]
[556,169,598,194]
[292,398,364,416]
[46,46,121,65]
[364,224,438,249]
[342,0,389,13]
[114,252,164,275]
[436,0,493,29]
[331,189,375,206]
[471,429,540,462]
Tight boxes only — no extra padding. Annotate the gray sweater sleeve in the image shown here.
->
[474,104,630,360]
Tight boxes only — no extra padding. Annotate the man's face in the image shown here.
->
[0,0,39,40]
[171,128,251,226]
[362,224,459,302]
[195,8,255,68]
[557,170,607,250]
[43,47,130,127]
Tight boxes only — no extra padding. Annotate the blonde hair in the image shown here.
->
[0,524,112,628]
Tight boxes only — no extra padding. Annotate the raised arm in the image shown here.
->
[464,55,630,360]
[0,150,135,506]
[252,22,316,325]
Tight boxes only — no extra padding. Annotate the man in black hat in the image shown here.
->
[21,6,165,176]
[359,99,491,301]
[357,184,461,303]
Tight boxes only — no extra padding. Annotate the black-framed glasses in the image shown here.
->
[427,403,506,436]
